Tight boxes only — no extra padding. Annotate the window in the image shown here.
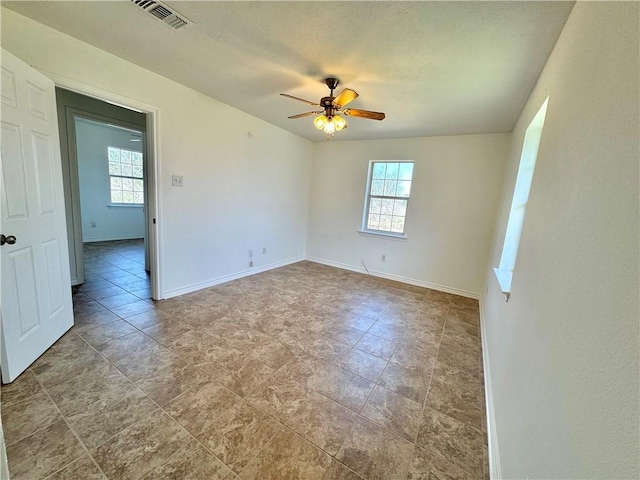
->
[108,146,144,204]
[494,97,548,298]
[362,161,414,236]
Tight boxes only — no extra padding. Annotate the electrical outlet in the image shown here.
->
[249,260,254,267]
[172,175,184,187]
[262,247,267,254]
[249,249,253,258]
[381,254,386,261]
[90,221,97,228]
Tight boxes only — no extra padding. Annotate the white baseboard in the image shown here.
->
[479,296,501,479]
[305,256,480,299]
[162,256,305,299]
[83,234,144,243]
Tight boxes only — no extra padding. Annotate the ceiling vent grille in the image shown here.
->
[131,0,193,30]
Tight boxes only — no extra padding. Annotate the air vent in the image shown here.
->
[131,0,193,30]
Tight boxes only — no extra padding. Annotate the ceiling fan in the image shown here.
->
[280,77,385,135]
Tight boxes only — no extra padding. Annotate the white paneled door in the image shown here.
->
[1,49,73,383]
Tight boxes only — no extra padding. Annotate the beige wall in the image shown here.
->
[1,8,313,298]
[307,134,510,297]
[482,2,639,478]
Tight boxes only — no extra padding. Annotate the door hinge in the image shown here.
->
[153,218,156,224]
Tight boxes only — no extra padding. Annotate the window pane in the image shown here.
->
[371,180,384,196]
[369,198,382,214]
[381,199,394,215]
[367,214,380,230]
[385,162,399,180]
[121,149,132,162]
[393,199,407,216]
[379,215,392,231]
[122,178,134,191]
[133,191,144,204]
[383,180,397,196]
[133,179,144,192]
[396,180,412,197]
[132,165,144,178]
[372,163,386,179]
[109,162,121,176]
[110,177,122,190]
[121,162,133,177]
[391,216,405,233]
[122,191,134,203]
[132,152,143,165]
[398,163,413,180]
[111,190,123,203]
[108,147,120,162]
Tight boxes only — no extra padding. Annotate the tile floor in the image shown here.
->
[2,239,488,479]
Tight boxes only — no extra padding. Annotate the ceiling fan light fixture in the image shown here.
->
[333,115,347,131]
[314,114,327,130]
[323,119,336,134]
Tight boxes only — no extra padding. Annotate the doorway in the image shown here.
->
[55,88,158,299]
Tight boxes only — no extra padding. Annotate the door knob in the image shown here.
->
[1,235,16,246]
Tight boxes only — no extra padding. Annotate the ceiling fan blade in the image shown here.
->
[333,88,359,108]
[280,93,320,107]
[344,108,386,121]
[288,111,321,119]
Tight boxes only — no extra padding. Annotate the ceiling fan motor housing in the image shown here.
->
[320,101,336,118]
[320,96,335,108]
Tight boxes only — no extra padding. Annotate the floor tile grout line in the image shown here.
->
[326,460,368,480]
[30,370,109,480]
[59,322,235,478]
[70,298,298,476]
[185,349,417,478]
[355,308,394,416]
[2,409,60,451]
[347,302,440,445]
[59,332,169,452]
[404,296,450,478]
[41,455,96,480]
[413,298,486,478]
[143,369,337,479]
[217,350,420,466]
[103,387,237,479]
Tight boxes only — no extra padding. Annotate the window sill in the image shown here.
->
[493,267,512,302]
[358,230,407,241]
[107,204,144,209]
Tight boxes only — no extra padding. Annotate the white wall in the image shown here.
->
[1,8,313,298]
[75,118,145,242]
[307,134,510,297]
[482,2,639,478]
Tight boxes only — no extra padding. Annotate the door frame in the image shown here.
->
[44,72,163,299]
[65,107,148,281]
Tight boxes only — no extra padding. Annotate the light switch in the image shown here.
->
[172,175,184,187]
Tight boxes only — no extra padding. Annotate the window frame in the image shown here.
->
[361,160,414,238]
[107,146,144,206]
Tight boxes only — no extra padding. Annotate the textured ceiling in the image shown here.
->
[5,1,574,142]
